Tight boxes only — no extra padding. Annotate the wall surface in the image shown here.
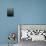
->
[0,0,46,45]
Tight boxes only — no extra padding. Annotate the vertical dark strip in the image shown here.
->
[7,8,14,17]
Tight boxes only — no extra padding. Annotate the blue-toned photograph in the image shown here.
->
[0,0,46,46]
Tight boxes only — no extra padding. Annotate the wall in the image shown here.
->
[0,0,46,44]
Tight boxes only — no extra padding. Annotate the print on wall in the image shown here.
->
[18,24,46,41]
